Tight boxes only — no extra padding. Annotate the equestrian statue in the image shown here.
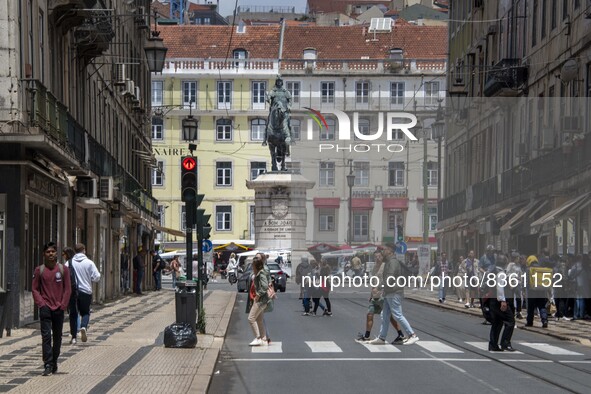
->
[262,77,293,171]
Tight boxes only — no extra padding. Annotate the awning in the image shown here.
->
[500,199,548,232]
[153,225,185,238]
[352,198,373,210]
[530,192,591,233]
[314,197,341,208]
[382,198,409,210]
[214,242,252,252]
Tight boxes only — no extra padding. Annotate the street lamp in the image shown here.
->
[431,99,445,203]
[144,11,167,73]
[346,160,355,246]
[182,101,198,142]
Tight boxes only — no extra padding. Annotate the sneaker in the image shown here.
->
[542,322,548,328]
[310,312,317,316]
[438,298,443,303]
[355,333,370,342]
[52,365,58,374]
[80,327,87,343]
[516,312,523,319]
[249,338,263,346]
[323,310,332,316]
[261,337,269,346]
[391,335,406,345]
[70,338,77,345]
[42,365,53,376]
[403,335,419,345]
[368,337,386,345]
[464,303,471,308]
[302,312,310,316]
[458,298,463,303]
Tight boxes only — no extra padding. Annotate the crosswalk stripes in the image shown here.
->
[465,342,523,354]
[250,340,585,357]
[416,341,463,353]
[518,343,584,356]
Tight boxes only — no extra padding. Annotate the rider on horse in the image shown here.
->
[263,77,293,171]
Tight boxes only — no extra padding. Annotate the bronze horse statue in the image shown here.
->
[262,101,292,171]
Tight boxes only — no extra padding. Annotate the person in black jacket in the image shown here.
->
[62,247,78,345]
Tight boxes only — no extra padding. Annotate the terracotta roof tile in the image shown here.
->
[159,25,281,59]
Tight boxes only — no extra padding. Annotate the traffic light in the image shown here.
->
[397,224,404,242]
[181,156,197,226]
[202,225,212,239]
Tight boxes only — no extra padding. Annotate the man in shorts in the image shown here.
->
[356,249,405,344]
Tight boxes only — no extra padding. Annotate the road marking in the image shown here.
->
[559,361,591,364]
[232,358,491,362]
[465,342,523,354]
[519,343,584,356]
[359,343,401,353]
[252,342,282,353]
[499,359,553,363]
[305,341,342,353]
[417,341,463,353]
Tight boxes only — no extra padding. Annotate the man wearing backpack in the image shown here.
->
[152,250,165,291]
[525,255,549,328]
[32,242,72,376]
[296,256,313,315]
[71,243,101,342]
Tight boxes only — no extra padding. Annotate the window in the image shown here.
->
[532,0,538,47]
[541,0,547,38]
[216,206,232,231]
[157,205,165,226]
[319,162,335,186]
[428,206,438,231]
[562,0,568,20]
[427,162,438,187]
[424,81,440,106]
[218,81,232,109]
[216,162,232,186]
[320,118,335,140]
[291,119,301,140]
[390,82,404,105]
[551,0,557,30]
[356,81,369,103]
[353,212,369,242]
[321,81,335,103]
[152,160,164,186]
[388,162,405,186]
[354,161,369,186]
[252,81,266,109]
[250,162,266,180]
[285,161,301,172]
[355,118,370,140]
[251,118,266,141]
[152,117,163,140]
[390,118,405,140]
[286,81,300,103]
[216,118,232,141]
[204,17,211,24]
[182,81,196,108]
[152,81,163,106]
[233,49,247,67]
[575,0,580,9]
[319,209,335,231]
[387,212,403,231]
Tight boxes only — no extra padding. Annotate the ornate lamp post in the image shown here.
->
[346,160,356,245]
[144,12,168,73]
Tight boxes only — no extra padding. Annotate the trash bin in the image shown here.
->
[175,282,196,331]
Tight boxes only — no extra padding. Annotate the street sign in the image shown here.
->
[202,239,213,253]
[417,244,431,276]
[395,241,408,255]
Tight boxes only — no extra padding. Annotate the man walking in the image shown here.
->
[370,245,419,345]
[133,248,146,295]
[71,243,101,342]
[151,250,164,291]
[488,256,516,351]
[436,252,451,303]
[32,242,71,376]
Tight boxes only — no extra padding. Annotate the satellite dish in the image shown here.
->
[560,59,578,83]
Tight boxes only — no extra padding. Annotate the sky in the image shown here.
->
[191,0,309,18]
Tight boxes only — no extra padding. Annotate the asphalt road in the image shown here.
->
[209,285,591,394]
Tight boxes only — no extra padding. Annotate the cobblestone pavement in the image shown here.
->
[405,288,591,347]
[0,289,236,393]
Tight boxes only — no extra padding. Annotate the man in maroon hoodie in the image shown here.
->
[32,242,71,376]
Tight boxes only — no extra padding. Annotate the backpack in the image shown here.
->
[159,258,167,270]
[39,263,64,276]
[528,266,553,289]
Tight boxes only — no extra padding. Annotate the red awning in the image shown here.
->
[314,197,341,208]
[352,198,374,210]
[416,198,439,203]
[382,198,409,210]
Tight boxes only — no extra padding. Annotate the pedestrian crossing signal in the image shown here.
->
[397,225,404,242]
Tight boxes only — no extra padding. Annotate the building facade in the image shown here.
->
[0,0,159,326]
[155,21,447,253]
[440,0,591,260]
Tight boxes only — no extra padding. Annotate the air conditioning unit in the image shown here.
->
[76,178,97,198]
[121,80,135,97]
[114,63,126,86]
[134,6,149,29]
[99,177,114,201]
[561,116,580,133]
[132,86,141,105]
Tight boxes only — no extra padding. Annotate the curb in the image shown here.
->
[406,293,591,348]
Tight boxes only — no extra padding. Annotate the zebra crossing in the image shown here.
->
[250,340,585,358]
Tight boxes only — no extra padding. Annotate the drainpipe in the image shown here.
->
[278,18,286,72]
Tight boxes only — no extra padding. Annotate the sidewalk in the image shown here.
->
[0,289,236,393]
[405,288,591,347]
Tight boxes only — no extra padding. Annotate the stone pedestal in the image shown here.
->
[246,171,315,266]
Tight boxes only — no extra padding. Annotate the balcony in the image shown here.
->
[74,10,115,60]
[50,0,98,31]
[483,59,528,97]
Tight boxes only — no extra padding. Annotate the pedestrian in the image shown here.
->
[436,252,452,303]
[120,253,130,294]
[369,244,419,345]
[71,243,101,342]
[488,256,516,352]
[32,242,71,376]
[456,255,467,304]
[356,249,405,343]
[151,250,163,291]
[568,255,589,320]
[350,254,363,277]
[170,255,181,289]
[62,247,79,345]
[310,259,327,316]
[296,256,313,315]
[505,252,524,319]
[525,255,549,328]
[247,256,270,346]
[133,248,146,295]
[319,260,332,316]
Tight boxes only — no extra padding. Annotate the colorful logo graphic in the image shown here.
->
[304,107,329,130]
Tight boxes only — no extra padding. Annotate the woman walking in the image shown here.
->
[62,247,78,344]
[247,256,270,346]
